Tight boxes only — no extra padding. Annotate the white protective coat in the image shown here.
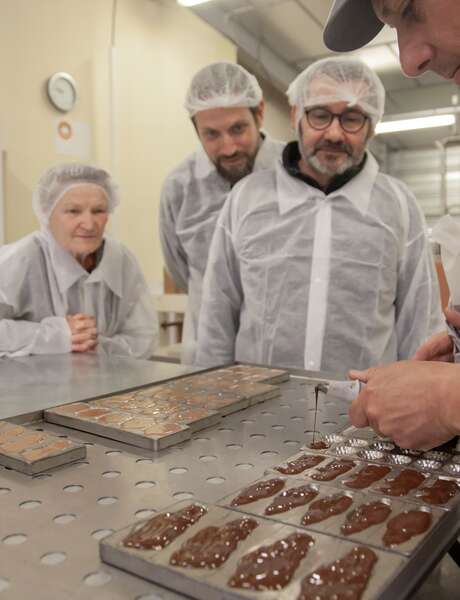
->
[196,153,443,373]
[159,134,284,364]
[0,230,158,359]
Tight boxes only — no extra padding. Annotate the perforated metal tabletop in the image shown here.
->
[0,357,457,599]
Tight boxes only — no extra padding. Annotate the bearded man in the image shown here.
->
[195,57,442,372]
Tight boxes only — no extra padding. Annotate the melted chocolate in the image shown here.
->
[264,484,319,515]
[417,478,459,505]
[298,546,377,600]
[169,517,258,568]
[122,504,207,550]
[383,510,432,546]
[230,478,285,506]
[276,454,325,475]
[301,493,353,526]
[341,501,392,536]
[343,464,392,489]
[311,459,356,481]
[228,532,313,590]
[309,440,330,450]
[378,469,425,497]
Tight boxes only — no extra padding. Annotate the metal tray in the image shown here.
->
[100,501,406,600]
[217,475,446,557]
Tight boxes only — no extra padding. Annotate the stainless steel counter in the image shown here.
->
[0,354,196,420]
[0,356,458,599]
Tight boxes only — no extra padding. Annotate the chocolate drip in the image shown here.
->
[311,459,356,481]
[264,484,319,515]
[276,454,325,475]
[169,517,258,568]
[378,469,425,496]
[417,478,459,505]
[297,546,377,600]
[228,532,313,590]
[230,478,285,506]
[122,504,207,550]
[301,493,353,525]
[343,464,391,489]
[309,440,330,450]
[383,510,432,546]
[341,501,392,536]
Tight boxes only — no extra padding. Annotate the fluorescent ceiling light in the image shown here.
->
[177,0,214,6]
[376,114,456,134]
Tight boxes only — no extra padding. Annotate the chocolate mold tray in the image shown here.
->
[128,379,280,411]
[270,450,460,511]
[218,475,444,557]
[100,500,405,600]
[44,404,193,451]
[0,420,86,474]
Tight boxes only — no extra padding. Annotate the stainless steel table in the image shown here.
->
[0,354,196,420]
[0,356,458,599]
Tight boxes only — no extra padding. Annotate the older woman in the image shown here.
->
[0,164,158,358]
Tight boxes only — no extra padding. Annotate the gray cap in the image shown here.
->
[323,0,384,52]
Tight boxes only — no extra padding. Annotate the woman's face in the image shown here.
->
[48,184,109,263]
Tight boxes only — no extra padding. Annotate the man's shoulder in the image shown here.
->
[163,149,205,186]
[374,170,413,197]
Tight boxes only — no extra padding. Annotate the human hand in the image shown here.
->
[66,314,98,353]
[348,361,460,450]
[444,306,460,331]
[412,331,453,362]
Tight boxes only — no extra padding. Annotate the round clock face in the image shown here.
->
[47,72,77,112]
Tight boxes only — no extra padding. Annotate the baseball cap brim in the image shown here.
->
[323,0,384,52]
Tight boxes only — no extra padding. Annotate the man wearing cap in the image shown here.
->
[324,0,460,84]
[159,62,284,364]
[324,0,460,449]
[196,57,442,374]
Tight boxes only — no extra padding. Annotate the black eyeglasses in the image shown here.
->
[305,107,368,133]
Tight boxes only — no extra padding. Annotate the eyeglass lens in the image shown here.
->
[306,107,366,133]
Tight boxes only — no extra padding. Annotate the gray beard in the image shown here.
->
[307,153,354,176]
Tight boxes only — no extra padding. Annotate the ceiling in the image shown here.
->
[187,0,460,150]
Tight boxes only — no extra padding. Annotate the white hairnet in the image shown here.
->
[32,163,119,226]
[286,57,385,130]
[184,62,263,117]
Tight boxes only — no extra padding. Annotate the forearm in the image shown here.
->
[0,317,71,357]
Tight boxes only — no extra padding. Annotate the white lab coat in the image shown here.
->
[159,134,284,364]
[0,230,159,359]
[196,153,443,373]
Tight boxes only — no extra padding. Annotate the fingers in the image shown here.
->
[71,330,98,344]
[349,396,369,428]
[73,321,97,333]
[412,332,453,361]
[71,332,98,352]
[445,307,460,328]
[71,339,98,353]
[66,314,97,335]
[348,368,372,383]
[70,326,98,353]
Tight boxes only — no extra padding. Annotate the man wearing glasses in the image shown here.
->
[195,57,442,372]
